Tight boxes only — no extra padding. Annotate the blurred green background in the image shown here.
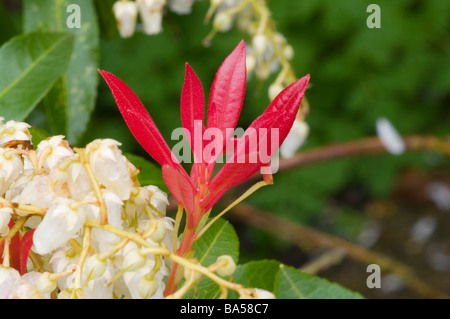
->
[1,0,449,298]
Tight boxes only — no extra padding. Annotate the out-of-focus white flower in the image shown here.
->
[216,0,238,11]
[213,11,233,32]
[252,34,268,55]
[0,207,12,236]
[0,148,23,196]
[86,139,133,200]
[376,117,405,155]
[137,0,165,35]
[33,197,86,254]
[36,135,74,172]
[268,83,284,101]
[252,288,276,299]
[246,54,256,74]
[410,216,437,243]
[8,271,51,299]
[0,120,31,145]
[167,0,194,15]
[280,120,309,159]
[426,181,450,212]
[0,266,21,299]
[113,0,138,38]
[17,174,58,209]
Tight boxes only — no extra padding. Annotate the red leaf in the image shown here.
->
[98,70,181,169]
[19,229,35,275]
[180,63,205,152]
[206,40,246,149]
[203,75,310,208]
[162,165,197,227]
[0,220,21,271]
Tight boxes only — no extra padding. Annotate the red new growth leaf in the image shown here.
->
[162,164,197,227]
[19,229,35,275]
[203,75,310,209]
[98,70,181,170]
[0,221,35,275]
[100,41,310,295]
[181,63,205,150]
[207,40,246,149]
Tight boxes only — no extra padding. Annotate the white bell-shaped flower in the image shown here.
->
[376,117,406,155]
[17,174,58,209]
[36,135,74,172]
[280,120,309,159]
[0,120,31,145]
[167,0,194,15]
[33,197,86,254]
[67,162,94,200]
[122,258,166,299]
[82,190,124,253]
[113,0,138,38]
[4,168,34,202]
[146,185,169,215]
[0,207,12,237]
[85,139,133,200]
[119,241,167,299]
[82,270,114,299]
[0,148,23,196]
[0,266,21,299]
[8,271,51,299]
[137,0,165,35]
[50,244,79,290]
[252,288,276,299]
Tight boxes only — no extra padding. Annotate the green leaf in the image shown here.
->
[23,0,100,144]
[185,218,239,299]
[124,153,167,192]
[94,0,119,41]
[0,2,19,45]
[29,126,52,147]
[228,260,281,299]
[274,265,364,299]
[0,32,74,121]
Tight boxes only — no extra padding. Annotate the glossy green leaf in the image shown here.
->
[29,126,52,147]
[228,260,281,299]
[23,0,100,144]
[0,32,73,121]
[274,265,364,299]
[186,218,239,299]
[124,153,167,192]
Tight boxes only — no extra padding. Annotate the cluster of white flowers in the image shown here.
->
[0,118,174,299]
[113,0,196,37]
[206,1,297,98]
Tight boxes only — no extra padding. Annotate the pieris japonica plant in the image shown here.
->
[99,40,309,297]
[0,38,368,300]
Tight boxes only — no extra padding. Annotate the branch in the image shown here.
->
[275,134,450,174]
